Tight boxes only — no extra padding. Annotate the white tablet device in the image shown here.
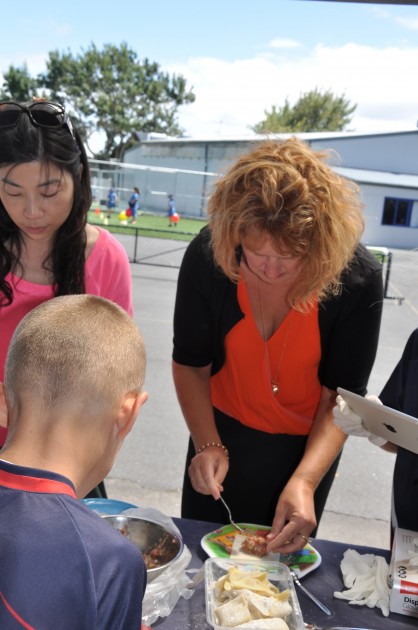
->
[337,387,418,455]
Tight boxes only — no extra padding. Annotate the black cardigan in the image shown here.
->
[173,227,384,396]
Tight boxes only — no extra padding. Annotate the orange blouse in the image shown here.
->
[210,279,322,435]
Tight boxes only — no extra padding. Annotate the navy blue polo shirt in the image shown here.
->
[0,460,146,629]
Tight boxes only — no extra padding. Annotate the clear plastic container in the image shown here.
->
[205,557,305,630]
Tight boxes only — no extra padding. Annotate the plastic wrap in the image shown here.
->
[124,507,194,625]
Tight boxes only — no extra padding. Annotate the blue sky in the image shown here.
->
[1,1,418,139]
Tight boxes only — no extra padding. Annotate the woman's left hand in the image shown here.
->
[266,475,316,553]
[266,386,344,553]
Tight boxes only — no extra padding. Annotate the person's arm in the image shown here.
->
[318,247,384,395]
[267,385,345,552]
[333,393,397,452]
[172,361,229,499]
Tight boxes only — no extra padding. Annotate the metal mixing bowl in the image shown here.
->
[102,515,183,581]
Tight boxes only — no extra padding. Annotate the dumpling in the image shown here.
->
[212,564,294,628]
[240,589,292,619]
[221,566,281,597]
[238,621,289,630]
[215,594,252,627]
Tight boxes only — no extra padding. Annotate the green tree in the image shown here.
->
[0,64,38,102]
[1,43,195,160]
[252,88,356,134]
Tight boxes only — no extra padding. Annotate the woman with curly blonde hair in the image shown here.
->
[173,137,383,552]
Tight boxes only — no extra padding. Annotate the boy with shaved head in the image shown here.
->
[0,295,148,629]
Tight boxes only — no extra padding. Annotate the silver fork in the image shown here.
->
[219,496,246,534]
[291,570,331,616]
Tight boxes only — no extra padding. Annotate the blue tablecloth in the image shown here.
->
[153,517,417,629]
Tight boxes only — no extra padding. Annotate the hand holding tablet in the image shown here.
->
[333,393,387,446]
[336,387,418,454]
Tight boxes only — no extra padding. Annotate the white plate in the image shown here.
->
[201,523,321,579]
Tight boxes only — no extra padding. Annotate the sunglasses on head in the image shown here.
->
[0,100,75,138]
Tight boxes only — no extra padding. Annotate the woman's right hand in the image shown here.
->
[188,446,229,500]
[172,361,228,499]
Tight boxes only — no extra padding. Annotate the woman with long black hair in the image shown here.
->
[0,100,133,497]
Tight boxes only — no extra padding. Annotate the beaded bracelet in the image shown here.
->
[196,442,229,458]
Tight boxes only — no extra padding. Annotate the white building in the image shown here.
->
[123,130,418,249]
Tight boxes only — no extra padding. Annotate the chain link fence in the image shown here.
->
[91,223,190,268]
[89,158,219,219]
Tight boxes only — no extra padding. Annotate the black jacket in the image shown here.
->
[173,226,383,396]
[380,328,418,530]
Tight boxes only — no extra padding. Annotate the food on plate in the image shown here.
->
[213,566,292,628]
[204,525,321,576]
[240,534,269,558]
[211,530,242,554]
[211,527,270,555]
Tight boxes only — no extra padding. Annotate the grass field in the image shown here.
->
[88,207,207,242]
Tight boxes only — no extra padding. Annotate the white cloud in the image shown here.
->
[267,38,301,49]
[396,17,418,31]
[3,40,416,142]
[167,42,418,138]
[370,6,418,32]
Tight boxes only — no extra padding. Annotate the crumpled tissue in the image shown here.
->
[333,548,390,616]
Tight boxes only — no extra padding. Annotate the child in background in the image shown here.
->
[168,193,179,227]
[129,187,141,224]
[0,294,148,629]
[106,187,118,218]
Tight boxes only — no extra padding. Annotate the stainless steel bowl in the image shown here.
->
[102,515,183,581]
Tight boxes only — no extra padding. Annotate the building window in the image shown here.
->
[382,197,418,227]
[410,201,418,228]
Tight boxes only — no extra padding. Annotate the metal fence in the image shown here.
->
[98,225,405,295]
[94,223,190,268]
[89,158,219,219]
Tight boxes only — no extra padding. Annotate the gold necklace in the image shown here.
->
[257,281,292,395]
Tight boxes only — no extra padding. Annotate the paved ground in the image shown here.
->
[106,245,418,552]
